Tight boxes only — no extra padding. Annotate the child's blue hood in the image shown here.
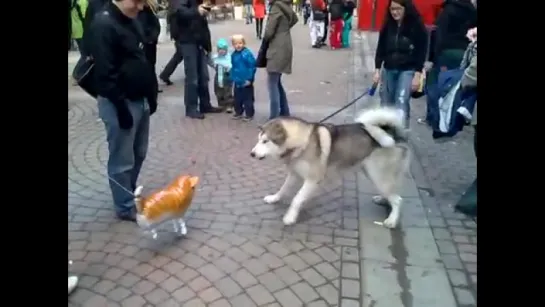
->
[217,38,229,50]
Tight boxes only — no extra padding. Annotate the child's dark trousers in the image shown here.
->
[234,85,255,117]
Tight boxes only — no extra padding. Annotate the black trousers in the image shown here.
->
[255,18,264,38]
[180,43,212,114]
[160,41,184,80]
[321,14,329,44]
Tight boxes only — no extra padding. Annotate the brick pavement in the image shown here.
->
[69,20,475,307]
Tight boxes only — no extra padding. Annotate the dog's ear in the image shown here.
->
[267,122,287,145]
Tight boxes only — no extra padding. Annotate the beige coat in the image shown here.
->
[262,0,298,74]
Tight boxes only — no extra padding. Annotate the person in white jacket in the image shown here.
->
[309,0,327,48]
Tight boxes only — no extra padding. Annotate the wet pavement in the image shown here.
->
[68,20,476,307]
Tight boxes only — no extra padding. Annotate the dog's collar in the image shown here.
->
[279,148,296,160]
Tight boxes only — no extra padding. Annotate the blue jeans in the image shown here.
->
[267,72,290,119]
[379,69,415,128]
[234,85,255,117]
[180,43,212,115]
[244,4,253,23]
[98,97,150,216]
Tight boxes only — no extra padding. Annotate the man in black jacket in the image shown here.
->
[159,0,184,86]
[138,2,161,93]
[175,0,221,119]
[90,0,158,221]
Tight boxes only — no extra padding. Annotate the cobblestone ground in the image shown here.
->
[354,32,477,307]
[69,20,359,307]
[68,20,476,307]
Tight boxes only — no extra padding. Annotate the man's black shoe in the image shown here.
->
[160,77,173,86]
[201,107,222,113]
[186,112,205,119]
[117,211,137,222]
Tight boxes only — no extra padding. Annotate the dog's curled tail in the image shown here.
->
[354,107,405,148]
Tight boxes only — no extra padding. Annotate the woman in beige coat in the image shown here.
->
[262,0,298,119]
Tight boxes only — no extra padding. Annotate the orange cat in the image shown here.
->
[134,175,199,238]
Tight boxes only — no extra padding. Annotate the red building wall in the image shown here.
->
[357,0,443,31]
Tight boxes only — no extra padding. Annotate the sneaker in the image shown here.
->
[225,107,234,113]
[232,114,243,120]
[242,116,254,122]
[68,276,78,295]
[417,118,427,125]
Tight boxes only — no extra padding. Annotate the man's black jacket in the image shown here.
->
[89,3,157,111]
[137,5,160,44]
[81,0,109,55]
[175,0,212,52]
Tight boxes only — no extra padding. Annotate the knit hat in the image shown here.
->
[216,38,229,50]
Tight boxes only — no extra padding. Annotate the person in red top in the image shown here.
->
[328,0,344,49]
[253,0,266,39]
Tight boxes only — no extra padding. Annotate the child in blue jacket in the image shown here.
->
[208,38,235,113]
[230,34,257,121]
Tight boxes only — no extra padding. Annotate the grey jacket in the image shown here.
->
[263,0,298,74]
[461,55,477,88]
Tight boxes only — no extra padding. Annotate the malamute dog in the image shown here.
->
[250,107,410,228]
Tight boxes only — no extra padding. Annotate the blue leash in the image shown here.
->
[318,83,378,123]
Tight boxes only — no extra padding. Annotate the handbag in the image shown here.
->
[256,40,269,68]
[72,57,97,98]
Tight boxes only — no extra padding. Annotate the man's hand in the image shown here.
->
[423,61,433,72]
[244,80,252,86]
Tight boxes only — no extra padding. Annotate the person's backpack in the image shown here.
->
[72,0,85,23]
[311,0,326,21]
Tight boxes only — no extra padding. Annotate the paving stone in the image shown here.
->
[341,279,360,299]
[230,294,257,307]
[171,287,196,303]
[340,299,360,307]
[145,288,170,305]
[453,287,476,306]
[188,276,212,293]
[316,284,339,305]
[274,288,303,307]
[214,276,243,298]
[246,284,276,305]
[290,281,320,303]
[198,287,222,303]
[299,267,327,287]
[341,262,360,279]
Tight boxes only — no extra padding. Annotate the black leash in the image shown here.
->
[318,84,377,123]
